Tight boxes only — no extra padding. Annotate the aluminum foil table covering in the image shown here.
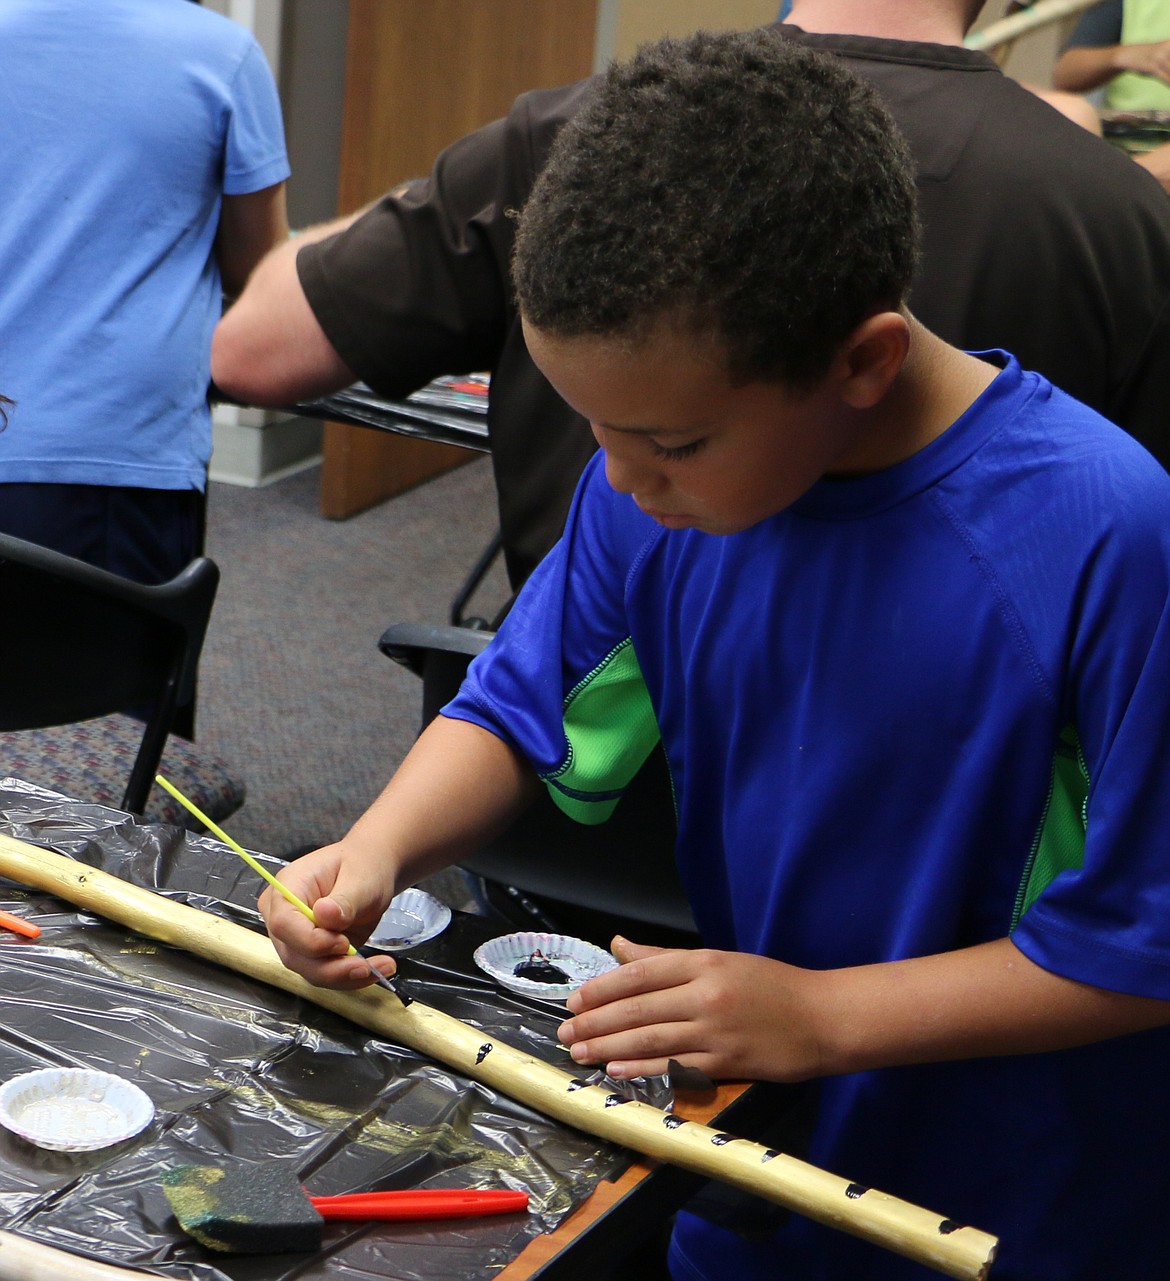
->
[0,778,646,1281]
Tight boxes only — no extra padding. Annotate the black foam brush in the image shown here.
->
[162,1161,529,1254]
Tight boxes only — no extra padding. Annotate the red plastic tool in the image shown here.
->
[306,1189,529,1220]
[0,909,40,939]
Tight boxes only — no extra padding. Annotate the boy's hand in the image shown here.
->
[259,841,398,990]
[560,935,1170,1083]
[557,936,827,1083]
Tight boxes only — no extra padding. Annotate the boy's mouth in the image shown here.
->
[639,505,692,529]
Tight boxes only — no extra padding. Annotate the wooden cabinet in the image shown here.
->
[321,0,599,518]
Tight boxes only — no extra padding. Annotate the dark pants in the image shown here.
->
[0,482,204,584]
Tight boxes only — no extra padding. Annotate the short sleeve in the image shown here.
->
[1063,0,1123,49]
[1011,460,1170,998]
[223,39,290,195]
[444,454,663,822]
[296,80,593,399]
[295,120,514,395]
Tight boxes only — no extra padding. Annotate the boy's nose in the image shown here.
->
[603,445,661,498]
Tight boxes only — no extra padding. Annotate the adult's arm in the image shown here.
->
[1052,0,1123,91]
[211,111,524,409]
[215,182,290,300]
[211,208,368,405]
[217,83,593,414]
[1054,37,1170,92]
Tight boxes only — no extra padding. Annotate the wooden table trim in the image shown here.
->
[498,1082,751,1281]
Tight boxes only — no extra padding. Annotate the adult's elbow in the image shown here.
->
[210,318,279,405]
[211,308,355,407]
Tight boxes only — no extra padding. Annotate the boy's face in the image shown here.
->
[525,320,871,536]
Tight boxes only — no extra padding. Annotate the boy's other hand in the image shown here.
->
[557,935,827,1083]
[259,840,397,990]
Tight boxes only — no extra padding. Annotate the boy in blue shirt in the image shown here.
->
[261,30,1170,1280]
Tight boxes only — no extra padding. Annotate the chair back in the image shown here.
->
[0,534,220,814]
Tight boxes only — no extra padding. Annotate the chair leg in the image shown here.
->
[450,530,503,628]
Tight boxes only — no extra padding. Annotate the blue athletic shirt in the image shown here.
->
[446,354,1170,1280]
[0,0,289,491]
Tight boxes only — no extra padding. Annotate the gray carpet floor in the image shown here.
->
[196,455,509,904]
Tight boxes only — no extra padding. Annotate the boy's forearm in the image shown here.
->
[561,935,1170,1083]
[261,716,540,990]
[340,714,543,892]
[813,937,1170,1076]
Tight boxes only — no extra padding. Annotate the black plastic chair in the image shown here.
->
[379,621,697,949]
[0,533,242,822]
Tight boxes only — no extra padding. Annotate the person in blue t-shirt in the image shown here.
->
[259,30,1170,1281]
[0,0,289,585]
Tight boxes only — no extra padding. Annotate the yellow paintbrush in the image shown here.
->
[154,774,410,1004]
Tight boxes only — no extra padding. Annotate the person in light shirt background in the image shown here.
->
[0,0,289,586]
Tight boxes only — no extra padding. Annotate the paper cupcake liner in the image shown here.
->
[368,887,452,951]
[0,1067,154,1152]
[473,931,618,1002]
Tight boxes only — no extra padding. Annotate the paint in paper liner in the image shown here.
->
[368,887,452,951]
[0,1067,154,1152]
[474,931,618,1001]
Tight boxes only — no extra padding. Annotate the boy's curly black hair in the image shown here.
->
[513,28,921,387]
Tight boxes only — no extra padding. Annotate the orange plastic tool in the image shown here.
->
[0,908,40,939]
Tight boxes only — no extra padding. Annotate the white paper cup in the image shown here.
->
[368,887,452,951]
[473,931,618,1001]
[0,1068,155,1152]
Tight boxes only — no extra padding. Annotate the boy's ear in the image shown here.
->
[836,312,910,410]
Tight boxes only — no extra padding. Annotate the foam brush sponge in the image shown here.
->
[162,1161,529,1254]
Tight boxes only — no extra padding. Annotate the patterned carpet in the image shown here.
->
[195,455,508,906]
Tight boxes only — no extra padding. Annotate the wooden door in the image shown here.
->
[321,0,599,518]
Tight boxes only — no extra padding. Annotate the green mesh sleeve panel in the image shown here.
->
[541,637,662,825]
[1011,725,1089,929]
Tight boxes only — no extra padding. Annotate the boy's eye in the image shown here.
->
[648,438,704,461]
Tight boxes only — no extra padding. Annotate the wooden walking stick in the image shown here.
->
[0,832,997,1280]
[0,1231,148,1281]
